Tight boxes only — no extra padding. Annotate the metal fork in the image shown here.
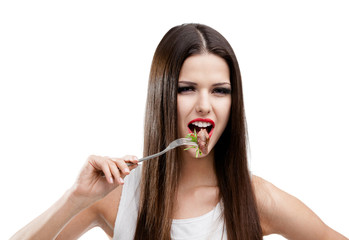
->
[127,138,197,166]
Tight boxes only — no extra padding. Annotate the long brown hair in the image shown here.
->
[134,23,262,240]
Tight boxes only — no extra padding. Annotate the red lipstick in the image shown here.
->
[187,118,215,137]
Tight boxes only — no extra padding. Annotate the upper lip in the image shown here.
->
[188,118,215,127]
[187,118,215,137]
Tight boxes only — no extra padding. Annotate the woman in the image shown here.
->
[11,24,347,240]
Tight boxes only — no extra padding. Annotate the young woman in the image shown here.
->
[11,24,347,240]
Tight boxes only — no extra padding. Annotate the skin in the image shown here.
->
[10,54,347,240]
[175,54,231,218]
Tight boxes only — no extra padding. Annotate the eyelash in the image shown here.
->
[177,86,231,95]
[212,87,231,95]
[177,86,195,93]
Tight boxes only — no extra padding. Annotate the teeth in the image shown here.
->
[191,121,212,128]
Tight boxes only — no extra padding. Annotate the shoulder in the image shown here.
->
[251,175,344,239]
[251,175,276,235]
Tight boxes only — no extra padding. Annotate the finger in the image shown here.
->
[88,155,102,172]
[123,155,139,171]
[90,156,114,184]
[88,160,99,171]
[122,155,137,160]
[111,158,131,176]
[108,161,124,185]
[123,155,139,164]
[130,155,139,164]
[128,163,138,171]
[112,156,136,175]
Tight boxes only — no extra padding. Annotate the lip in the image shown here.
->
[187,118,215,137]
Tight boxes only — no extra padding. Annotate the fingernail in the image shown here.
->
[119,178,124,184]
[109,177,114,184]
[124,168,130,174]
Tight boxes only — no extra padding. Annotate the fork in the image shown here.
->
[127,138,197,166]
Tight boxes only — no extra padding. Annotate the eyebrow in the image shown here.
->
[178,81,231,87]
[213,82,231,87]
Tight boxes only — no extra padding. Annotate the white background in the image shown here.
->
[1,1,348,239]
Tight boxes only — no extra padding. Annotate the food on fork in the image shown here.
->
[197,129,210,154]
[185,129,210,157]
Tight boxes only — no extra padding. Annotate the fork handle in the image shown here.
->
[125,138,197,166]
[126,148,170,166]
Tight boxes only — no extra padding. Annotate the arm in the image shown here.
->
[10,155,138,240]
[56,186,123,239]
[253,176,348,240]
[11,188,92,240]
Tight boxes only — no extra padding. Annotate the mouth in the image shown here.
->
[187,118,215,137]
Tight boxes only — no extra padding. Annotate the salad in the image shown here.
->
[185,129,210,157]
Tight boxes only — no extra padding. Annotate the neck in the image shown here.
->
[178,149,217,189]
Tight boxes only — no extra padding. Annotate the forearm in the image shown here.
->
[10,155,137,240]
[324,226,348,240]
[10,189,87,240]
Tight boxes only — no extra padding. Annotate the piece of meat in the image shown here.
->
[197,129,210,154]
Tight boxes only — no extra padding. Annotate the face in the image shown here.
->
[177,54,231,158]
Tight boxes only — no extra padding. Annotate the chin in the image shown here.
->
[185,146,213,159]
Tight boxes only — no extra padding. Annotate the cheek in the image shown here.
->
[224,100,231,121]
[177,98,191,136]
[177,97,191,120]
[177,98,185,130]
[218,99,231,128]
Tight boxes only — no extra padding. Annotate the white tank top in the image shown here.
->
[113,164,227,240]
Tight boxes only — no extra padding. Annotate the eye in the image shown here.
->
[178,86,195,93]
[212,87,231,95]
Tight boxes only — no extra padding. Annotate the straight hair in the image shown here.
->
[134,23,262,240]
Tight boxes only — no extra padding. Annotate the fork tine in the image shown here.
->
[180,138,197,145]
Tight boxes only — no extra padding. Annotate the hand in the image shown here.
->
[70,155,138,207]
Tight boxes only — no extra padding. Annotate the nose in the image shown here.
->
[195,91,211,115]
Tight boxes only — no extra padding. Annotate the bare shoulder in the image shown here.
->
[251,175,348,239]
[251,175,276,236]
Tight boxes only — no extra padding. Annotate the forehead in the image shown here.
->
[179,54,230,83]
